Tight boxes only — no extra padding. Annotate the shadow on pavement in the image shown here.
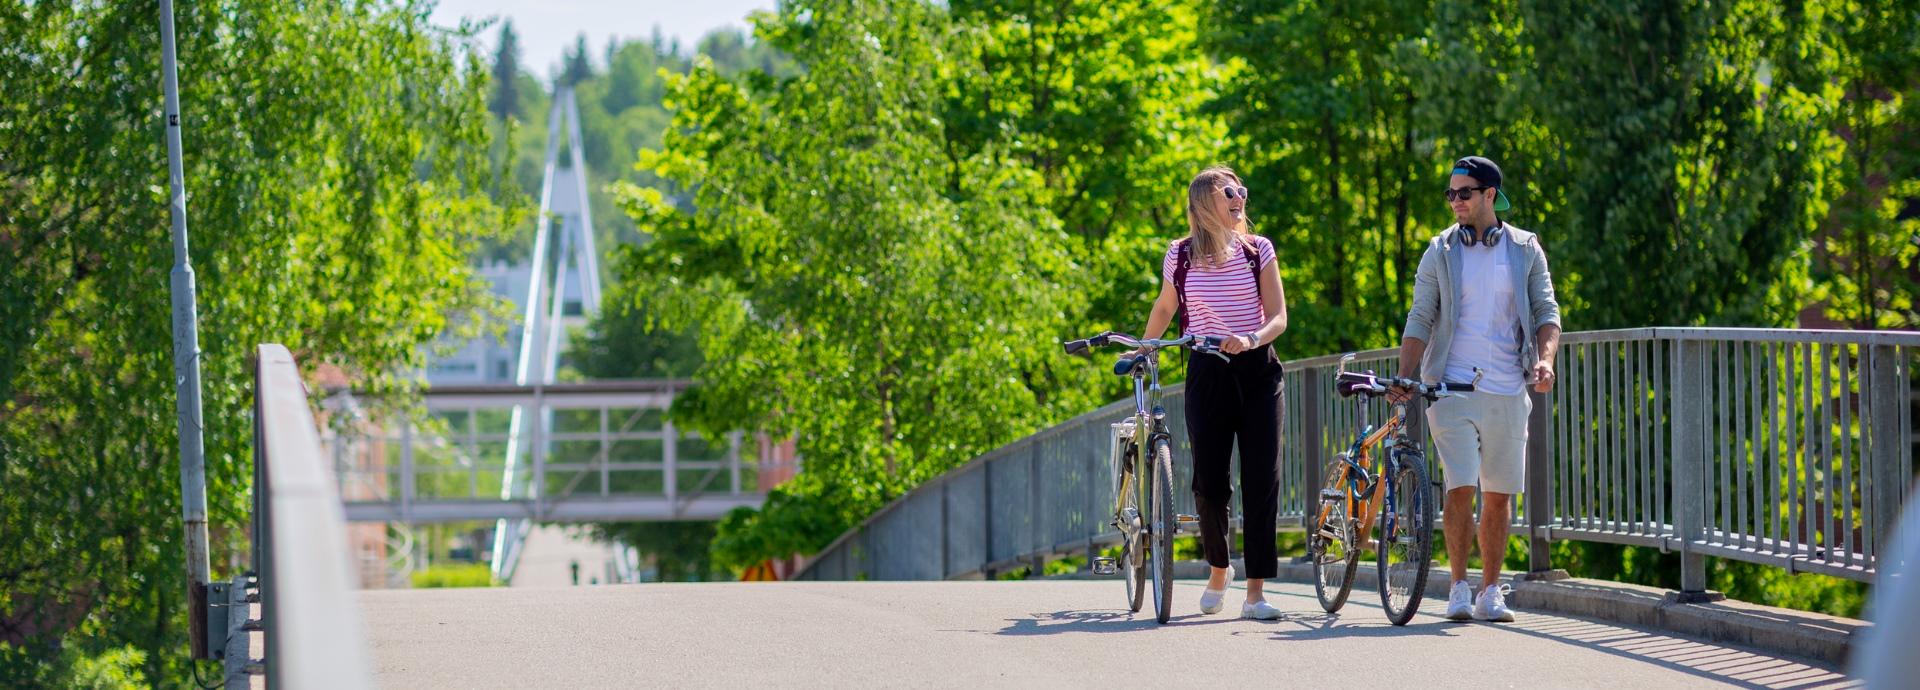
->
[1483,613,1855,690]
[985,608,1239,635]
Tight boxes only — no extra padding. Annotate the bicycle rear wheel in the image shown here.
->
[1149,437,1175,624]
[1377,449,1434,625]
[1310,490,1359,613]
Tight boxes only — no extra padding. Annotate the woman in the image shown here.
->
[1137,166,1289,619]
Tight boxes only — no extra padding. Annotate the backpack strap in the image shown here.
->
[1242,240,1262,302]
[1174,236,1266,336]
[1173,239,1192,334]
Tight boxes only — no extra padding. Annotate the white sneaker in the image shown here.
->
[1445,580,1474,621]
[1474,583,1515,622]
[1198,564,1234,614]
[1241,599,1281,620]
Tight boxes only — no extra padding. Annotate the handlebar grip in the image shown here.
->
[1448,383,1475,393]
[1063,339,1090,356]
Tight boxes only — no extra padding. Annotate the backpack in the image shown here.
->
[1173,236,1262,334]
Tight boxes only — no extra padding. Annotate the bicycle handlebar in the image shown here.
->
[1062,331,1230,361]
[1336,371,1475,401]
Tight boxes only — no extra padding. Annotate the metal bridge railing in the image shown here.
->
[322,381,798,523]
[794,328,1919,594]
[222,344,374,688]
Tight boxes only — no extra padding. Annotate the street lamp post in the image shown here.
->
[159,0,213,660]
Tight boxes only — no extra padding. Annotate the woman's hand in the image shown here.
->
[1220,333,1257,354]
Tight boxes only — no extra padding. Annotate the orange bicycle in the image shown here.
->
[1309,354,1478,625]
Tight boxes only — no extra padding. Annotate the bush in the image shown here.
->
[410,564,498,589]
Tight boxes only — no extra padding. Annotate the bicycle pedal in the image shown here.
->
[1320,489,1345,501]
[1175,513,1199,523]
[1091,557,1117,575]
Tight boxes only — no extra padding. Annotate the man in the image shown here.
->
[1390,156,1560,622]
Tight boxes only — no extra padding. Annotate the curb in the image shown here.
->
[1504,577,1862,666]
[1049,559,1863,665]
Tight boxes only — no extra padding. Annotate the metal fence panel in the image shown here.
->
[795,328,1920,586]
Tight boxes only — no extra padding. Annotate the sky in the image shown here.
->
[430,0,777,77]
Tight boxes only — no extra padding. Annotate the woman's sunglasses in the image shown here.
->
[1445,185,1491,202]
[1221,185,1249,200]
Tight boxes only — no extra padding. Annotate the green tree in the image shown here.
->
[562,33,594,87]
[695,26,798,80]
[564,29,796,580]
[1,0,515,681]
[593,522,724,581]
[945,0,1231,366]
[1804,0,1920,328]
[1206,0,1439,355]
[612,0,1103,570]
[1511,0,1847,329]
[490,19,524,120]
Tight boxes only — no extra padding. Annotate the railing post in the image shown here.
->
[941,481,952,579]
[728,431,743,495]
[982,458,994,578]
[1029,442,1044,576]
[1525,388,1561,578]
[399,416,415,524]
[1868,344,1904,568]
[664,419,678,504]
[531,389,547,520]
[1298,368,1322,561]
[1671,338,1719,601]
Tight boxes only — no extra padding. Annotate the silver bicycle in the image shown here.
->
[1063,331,1226,624]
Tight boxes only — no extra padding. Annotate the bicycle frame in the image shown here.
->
[1321,401,1421,545]
[1066,332,1222,534]
[1318,355,1430,544]
[1112,350,1170,532]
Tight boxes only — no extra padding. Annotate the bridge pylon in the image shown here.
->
[493,86,604,583]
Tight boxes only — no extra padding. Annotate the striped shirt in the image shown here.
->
[1161,234,1276,338]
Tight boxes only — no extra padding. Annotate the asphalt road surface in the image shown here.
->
[361,579,1854,689]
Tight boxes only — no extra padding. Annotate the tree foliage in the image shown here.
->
[490,20,524,121]
[1805,0,1920,328]
[1,0,513,681]
[610,0,1107,570]
[591,1,1920,591]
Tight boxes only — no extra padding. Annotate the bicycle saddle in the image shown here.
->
[1335,371,1380,398]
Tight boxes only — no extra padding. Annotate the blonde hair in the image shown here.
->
[1185,166,1250,268]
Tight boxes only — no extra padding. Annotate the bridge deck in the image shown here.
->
[361,580,1853,688]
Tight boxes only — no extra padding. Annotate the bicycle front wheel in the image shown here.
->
[1310,489,1359,613]
[1377,449,1434,626]
[1121,444,1145,613]
[1149,437,1175,624]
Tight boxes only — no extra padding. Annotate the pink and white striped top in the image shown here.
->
[1161,234,1276,338]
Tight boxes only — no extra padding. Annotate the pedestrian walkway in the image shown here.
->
[508,525,625,587]
[360,580,1853,689]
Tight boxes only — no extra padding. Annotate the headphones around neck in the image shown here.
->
[1458,220,1504,248]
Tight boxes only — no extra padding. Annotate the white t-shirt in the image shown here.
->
[1443,243,1527,395]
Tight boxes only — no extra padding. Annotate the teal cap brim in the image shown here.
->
[1493,188,1512,212]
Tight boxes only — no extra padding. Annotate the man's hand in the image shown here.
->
[1221,333,1256,354]
[1387,380,1416,404]
[1531,359,1557,392]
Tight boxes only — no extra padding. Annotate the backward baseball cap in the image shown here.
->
[1452,156,1513,212]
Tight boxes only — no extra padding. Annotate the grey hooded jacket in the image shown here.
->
[1402,223,1561,386]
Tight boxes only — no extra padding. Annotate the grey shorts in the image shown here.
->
[1425,390,1531,494]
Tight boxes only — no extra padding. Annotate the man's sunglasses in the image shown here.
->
[1221,185,1249,200]
[1445,185,1491,202]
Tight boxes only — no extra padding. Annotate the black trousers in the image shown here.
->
[1184,344,1285,579]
